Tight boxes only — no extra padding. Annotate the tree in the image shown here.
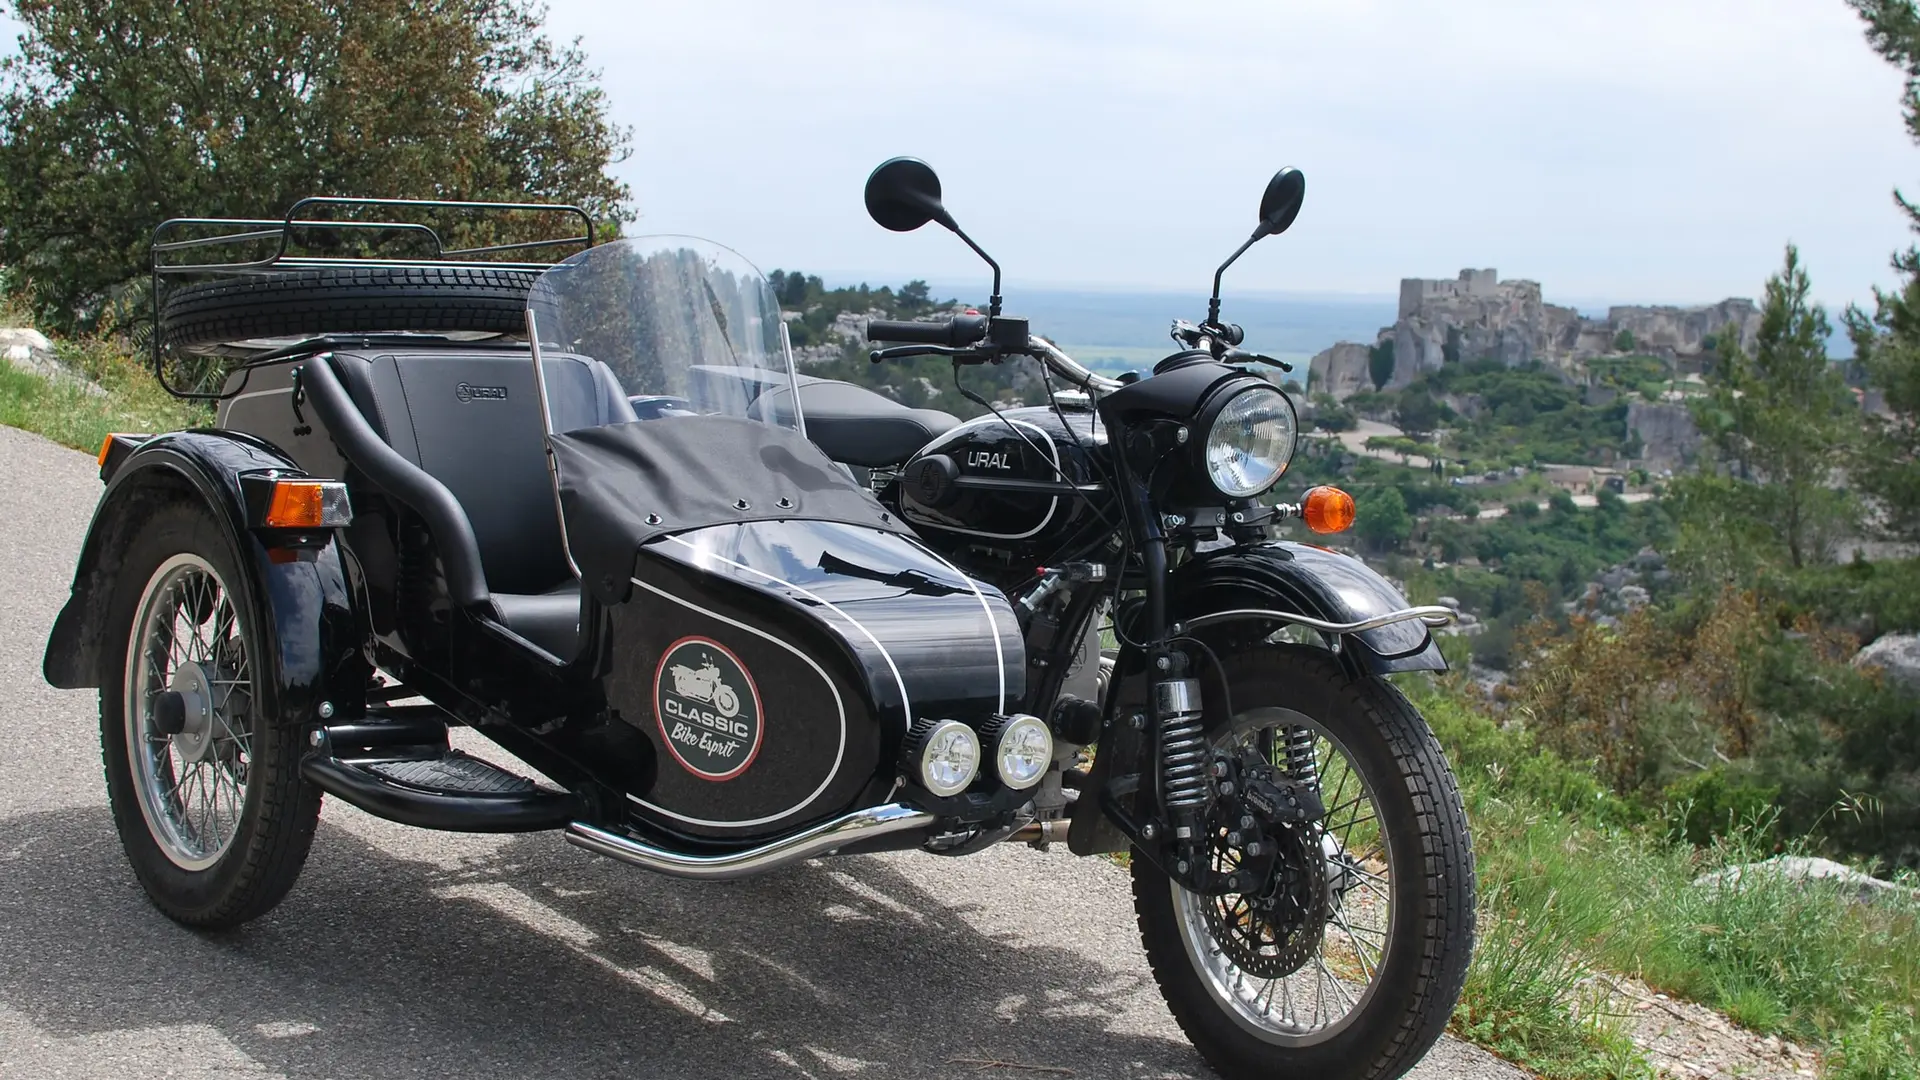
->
[1843,0,1920,542]
[1368,340,1395,390]
[1677,246,1858,571]
[1353,486,1412,553]
[0,0,632,327]
[1395,391,1443,440]
[1614,328,1636,352]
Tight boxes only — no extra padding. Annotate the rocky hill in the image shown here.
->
[1309,269,1761,399]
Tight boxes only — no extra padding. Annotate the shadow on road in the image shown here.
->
[0,807,1203,1079]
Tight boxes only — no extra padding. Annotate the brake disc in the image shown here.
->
[1200,815,1328,979]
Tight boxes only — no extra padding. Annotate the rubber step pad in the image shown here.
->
[365,751,535,795]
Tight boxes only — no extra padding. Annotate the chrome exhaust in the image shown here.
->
[565,803,933,881]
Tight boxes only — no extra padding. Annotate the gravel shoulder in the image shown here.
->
[0,422,1528,1080]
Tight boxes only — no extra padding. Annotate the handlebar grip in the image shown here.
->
[865,314,988,346]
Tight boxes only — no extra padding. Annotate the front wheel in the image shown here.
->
[1131,647,1474,1080]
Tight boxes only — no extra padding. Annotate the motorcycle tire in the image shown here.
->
[158,265,538,350]
[99,498,322,929]
[1130,646,1474,1080]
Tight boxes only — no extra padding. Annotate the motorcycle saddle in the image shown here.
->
[749,374,959,468]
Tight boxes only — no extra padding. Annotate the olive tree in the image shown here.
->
[0,0,632,327]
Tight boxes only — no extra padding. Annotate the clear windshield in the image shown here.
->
[526,236,801,431]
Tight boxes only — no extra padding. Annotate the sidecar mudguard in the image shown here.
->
[42,431,367,726]
[1165,540,1446,676]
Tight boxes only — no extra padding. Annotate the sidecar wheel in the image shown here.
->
[1131,647,1474,1080]
[100,500,321,929]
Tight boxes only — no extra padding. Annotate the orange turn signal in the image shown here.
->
[96,435,117,467]
[263,480,352,529]
[1302,486,1356,534]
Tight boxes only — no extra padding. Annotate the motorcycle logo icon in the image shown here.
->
[668,659,742,718]
[652,636,762,781]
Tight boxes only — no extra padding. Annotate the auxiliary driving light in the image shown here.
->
[902,719,981,797]
[979,714,1053,790]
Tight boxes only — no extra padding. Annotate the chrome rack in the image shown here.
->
[149,195,595,400]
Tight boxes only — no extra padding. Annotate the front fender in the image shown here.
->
[1166,541,1446,676]
[43,431,366,726]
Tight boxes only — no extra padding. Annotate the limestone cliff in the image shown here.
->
[1307,342,1373,398]
[1312,268,1762,400]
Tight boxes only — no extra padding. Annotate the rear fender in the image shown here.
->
[43,431,368,726]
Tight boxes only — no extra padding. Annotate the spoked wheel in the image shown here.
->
[1132,647,1474,1080]
[101,500,321,928]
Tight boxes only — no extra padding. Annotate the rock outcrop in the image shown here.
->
[1,327,106,397]
[1626,400,1702,471]
[1853,633,1920,697]
[1310,268,1764,401]
[1307,342,1373,399]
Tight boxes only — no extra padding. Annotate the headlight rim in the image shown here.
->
[1195,379,1298,500]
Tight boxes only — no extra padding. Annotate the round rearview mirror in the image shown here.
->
[864,157,955,233]
[1257,167,1306,237]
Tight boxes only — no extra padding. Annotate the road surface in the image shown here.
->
[0,423,1523,1080]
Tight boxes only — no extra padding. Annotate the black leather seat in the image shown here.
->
[330,346,635,659]
[748,374,959,467]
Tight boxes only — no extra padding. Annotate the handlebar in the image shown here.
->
[863,315,1122,394]
[865,314,988,347]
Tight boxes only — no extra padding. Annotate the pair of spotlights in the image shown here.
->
[904,715,1053,797]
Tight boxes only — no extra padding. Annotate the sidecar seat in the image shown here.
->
[316,346,636,660]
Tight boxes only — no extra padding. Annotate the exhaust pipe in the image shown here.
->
[1010,818,1071,846]
[565,803,933,881]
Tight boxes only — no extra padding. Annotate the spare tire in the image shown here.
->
[159,266,539,350]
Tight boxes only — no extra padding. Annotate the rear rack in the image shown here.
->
[149,196,595,400]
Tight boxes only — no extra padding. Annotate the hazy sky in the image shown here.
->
[6,1,1917,308]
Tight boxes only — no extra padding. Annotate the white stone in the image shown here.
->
[1852,633,1920,696]
[1694,855,1918,904]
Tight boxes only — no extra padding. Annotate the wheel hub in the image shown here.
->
[162,663,218,764]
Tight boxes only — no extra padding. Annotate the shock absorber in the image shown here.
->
[1157,674,1210,832]
[1283,725,1319,790]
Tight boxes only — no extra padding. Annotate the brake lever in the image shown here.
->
[1222,348,1293,373]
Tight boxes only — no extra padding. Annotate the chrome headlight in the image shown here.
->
[1201,383,1297,498]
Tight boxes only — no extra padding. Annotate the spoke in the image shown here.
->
[1316,957,1358,1014]
[1330,910,1380,981]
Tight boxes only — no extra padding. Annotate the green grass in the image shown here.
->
[1412,682,1920,1080]
[0,330,209,453]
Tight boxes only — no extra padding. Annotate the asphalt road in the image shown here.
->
[0,423,1524,1080]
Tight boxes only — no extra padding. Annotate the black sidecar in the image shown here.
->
[46,204,1032,906]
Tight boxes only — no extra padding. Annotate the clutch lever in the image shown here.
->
[869,344,962,363]
[869,344,998,365]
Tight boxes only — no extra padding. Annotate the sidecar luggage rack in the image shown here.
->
[149,195,595,399]
[150,195,595,275]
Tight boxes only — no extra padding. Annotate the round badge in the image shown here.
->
[653,636,763,781]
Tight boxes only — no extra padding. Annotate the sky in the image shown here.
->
[5,1,1918,309]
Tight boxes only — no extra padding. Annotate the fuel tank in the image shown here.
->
[603,518,1024,840]
[893,403,1115,586]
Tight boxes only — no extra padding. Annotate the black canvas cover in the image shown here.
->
[550,416,916,602]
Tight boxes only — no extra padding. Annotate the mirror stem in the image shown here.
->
[951,225,1003,317]
[1206,229,1265,327]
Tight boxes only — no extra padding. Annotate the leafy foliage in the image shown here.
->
[0,0,632,328]
[1846,1,1920,548]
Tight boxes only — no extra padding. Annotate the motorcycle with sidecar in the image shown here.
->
[43,161,1474,1080]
